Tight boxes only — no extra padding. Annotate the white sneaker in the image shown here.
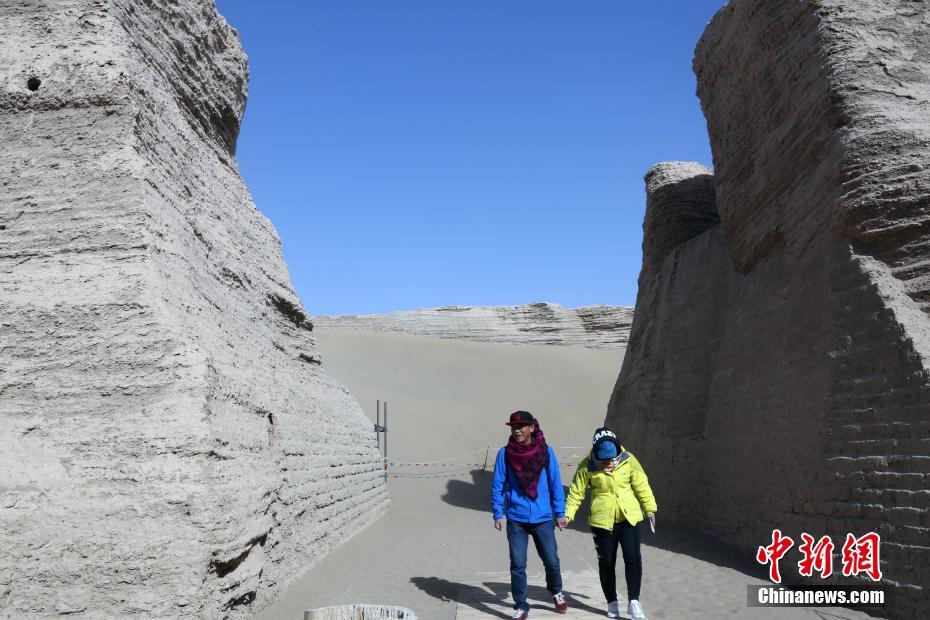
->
[511,609,529,620]
[606,600,620,618]
[628,599,647,620]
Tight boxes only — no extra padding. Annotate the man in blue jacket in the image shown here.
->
[491,410,569,619]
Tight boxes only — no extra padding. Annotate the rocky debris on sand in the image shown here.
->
[314,303,633,349]
[607,2,930,617]
[0,1,387,617]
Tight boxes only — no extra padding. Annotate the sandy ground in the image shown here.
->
[257,330,882,620]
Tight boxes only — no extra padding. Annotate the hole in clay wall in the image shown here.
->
[27,77,41,91]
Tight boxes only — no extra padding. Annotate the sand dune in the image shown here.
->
[312,329,624,459]
[258,330,880,620]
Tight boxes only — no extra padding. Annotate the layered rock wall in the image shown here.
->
[0,1,387,617]
[607,2,930,617]
[315,303,633,349]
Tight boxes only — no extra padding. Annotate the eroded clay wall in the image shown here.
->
[0,1,387,617]
[608,2,930,617]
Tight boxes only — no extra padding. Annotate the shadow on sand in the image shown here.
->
[441,469,493,511]
[440,470,592,524]
[641,521,767,580]
[410,576,603,618]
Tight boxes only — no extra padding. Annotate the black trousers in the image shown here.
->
[591,520,642,602]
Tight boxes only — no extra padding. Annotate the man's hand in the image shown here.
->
[494,518,504,531]
[648,513,656,532]
[556,517,569,530]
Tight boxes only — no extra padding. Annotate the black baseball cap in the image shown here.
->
[506,410,536,426]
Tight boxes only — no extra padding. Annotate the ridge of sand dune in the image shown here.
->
[314,303,633,350]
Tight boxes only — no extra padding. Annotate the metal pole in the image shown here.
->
[482,447,489,475]
[383,401,388,479]
[376,400,380,450]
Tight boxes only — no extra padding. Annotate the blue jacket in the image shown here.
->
[491,446,565,523]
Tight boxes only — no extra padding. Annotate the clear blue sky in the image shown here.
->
[215,1,722,315]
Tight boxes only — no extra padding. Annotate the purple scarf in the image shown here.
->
[505,422,550,500]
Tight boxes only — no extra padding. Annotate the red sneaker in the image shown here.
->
[511,609,529,619]
[553,591,569,614]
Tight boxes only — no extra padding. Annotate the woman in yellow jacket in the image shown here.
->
[565,427,657,620]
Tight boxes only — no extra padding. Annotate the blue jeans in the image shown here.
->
[507,519,563,611]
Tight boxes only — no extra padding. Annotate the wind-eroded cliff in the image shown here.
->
[0,1,387,617]
[315,303,633,349]
[608,2,930,617]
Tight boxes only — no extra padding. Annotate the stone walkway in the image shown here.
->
[453,570,618,619]
[260,478,884,620]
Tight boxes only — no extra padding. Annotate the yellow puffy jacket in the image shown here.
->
[565,448,657,530]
